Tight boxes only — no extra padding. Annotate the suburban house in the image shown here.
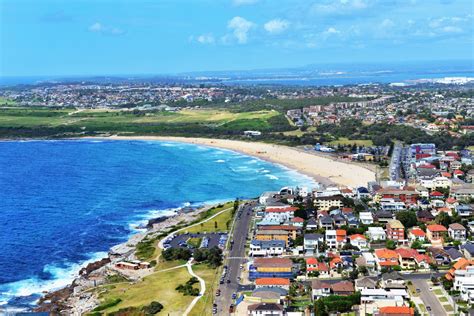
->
[255,230,290,246]
[426,224,448,245]
[408,227,426,242]
[448,223,467,241]
[249,258,293,280]
[311,280,332,299]
[378,306,415,316]
[367,227,386,241]
[395,248,419,270]
[350,234,369,250]
[304,233,324,255]
[375,248,399,269]
[314,195,344,211]
[359,212,374,225]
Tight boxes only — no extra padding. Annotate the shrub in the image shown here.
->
[142,301,164,314]
[92,298,122,312]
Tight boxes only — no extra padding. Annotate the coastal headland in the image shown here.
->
[96,136,376,188]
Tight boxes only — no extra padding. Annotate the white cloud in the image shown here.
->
[441,26,463,33]
[264,19,290,34]
[232,0,258,6]
[380,19,395,28]
[312,0,371,15]
[196,34,215,44]
[227,16,255,44]
[325,27,340,34]
[89,22,104,32]
[88,22,124,35]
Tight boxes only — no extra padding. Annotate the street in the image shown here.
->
[410,278,446,316]
[214,200,256,315]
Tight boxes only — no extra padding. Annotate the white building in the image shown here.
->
[359,212,374,225]
[453,266,474,304]
[367,227,386,241]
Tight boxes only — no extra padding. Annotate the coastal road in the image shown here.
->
[214,200,256,315]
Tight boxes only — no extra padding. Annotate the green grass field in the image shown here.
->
[188,264,221,316]
[94,265,195,315]
[328,137,373,146]
[0,97,17,106]
[185,207,233,234]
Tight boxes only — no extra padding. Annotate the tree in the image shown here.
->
[386,239,397,250]
[142,301,164,314]
[411,240,423,249]
[396,211,418,228]
[436,212,452,227]
[214,221,218,229]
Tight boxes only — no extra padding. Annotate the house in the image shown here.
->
[456,204,473,217]
[331,281,354,296]
[416,209,435,222]
[357,187,371,199]
[361,289,410,315]
[318,215,334,230]
[367,227,386,241]
[375,249,399,269]
[249,240,285,257]
[355,276,377,291]
[264,206,297,222]
[451,184,474,201]
[408,227,426,242]
[350,234,368,250]
[446,247,463,261]
[427,247,450,265]
[249,258,293,280]
[304,233,324,255]
[380,198,406,212]
[462,242,474,260]
[374,210,394,223]
[362,252,377,270]
[325,229,347,249]
[381,271,406,289]
[386,220,405,241]
[378,306,415,316]
[306,217,318,230]
[306,258,330,277]
[311,280,332,299]
[395,248,419,270]
[291,216,304,227]
[359,212,374,225]
[247,303,284,316]
[414,254,433,270]
[426,224,447,244]
[448,223,467,241]
[333,214,347,228]
[255,278,290,290]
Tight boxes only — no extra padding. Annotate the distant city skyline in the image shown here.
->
[1,0,473,77]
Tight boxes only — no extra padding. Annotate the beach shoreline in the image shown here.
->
[87,135,376,188]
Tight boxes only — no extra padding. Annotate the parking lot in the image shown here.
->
[163,232,228,251]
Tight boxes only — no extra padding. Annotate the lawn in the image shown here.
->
[188,264,221,316]
[187,237,202,248]
[443,304,454,312]
[433,289,443,295]
[185,207,233,234]
[0,97,17,106]
[93,266,194,315]
[439,296,448,302]
[328,137,373,146]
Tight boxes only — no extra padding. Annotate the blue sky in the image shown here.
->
[0,0,472,76]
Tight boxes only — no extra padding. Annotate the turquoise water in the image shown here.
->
[0,139,314,309]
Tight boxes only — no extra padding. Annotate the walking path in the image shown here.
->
[183,258,206,316]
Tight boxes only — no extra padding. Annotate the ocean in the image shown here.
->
[0,139,314,310]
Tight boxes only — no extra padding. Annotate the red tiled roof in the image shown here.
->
[430,191,444,197]
[292,217,304,222]
[427,224,448,232]
[395,248,419,258]
[306,257,318,265]
[410,228,426,237]
[255,278,290,286]
[379,306,414,315]
[265,207,298,213]
[349,234,366,241]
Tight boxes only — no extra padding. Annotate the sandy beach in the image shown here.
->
[98,136,376,188]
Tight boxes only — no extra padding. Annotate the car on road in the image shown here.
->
[215,289,221,296]
[226,279,231,284]
[232,293,237,299]
[427,306,431,312]
[416,288,421,293]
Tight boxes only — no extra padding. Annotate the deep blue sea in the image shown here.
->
[0,139,314,309]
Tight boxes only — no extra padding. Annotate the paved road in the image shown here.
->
[411,278,447,316]
[214,201,256,315]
